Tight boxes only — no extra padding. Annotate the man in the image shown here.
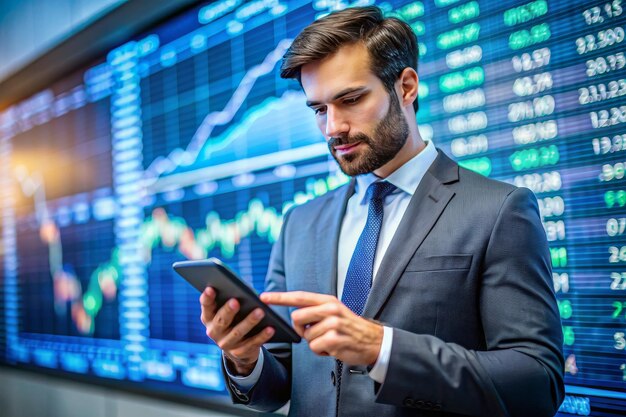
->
[200,6,564,417]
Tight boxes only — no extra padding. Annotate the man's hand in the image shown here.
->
[260,291,383,366]
[200,287,275,376]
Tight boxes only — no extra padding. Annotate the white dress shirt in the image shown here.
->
[227,140,438,389]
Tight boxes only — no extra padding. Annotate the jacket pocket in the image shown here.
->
[405,254,473,272]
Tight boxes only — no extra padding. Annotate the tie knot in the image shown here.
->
[366,181,396,202]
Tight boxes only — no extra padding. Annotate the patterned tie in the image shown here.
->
[341,180,397,315]
[336,180,396,413]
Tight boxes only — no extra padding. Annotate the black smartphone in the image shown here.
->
[173,258,300,343]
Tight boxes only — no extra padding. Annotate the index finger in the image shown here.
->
[199,287,216,306]
[260,291,336,307]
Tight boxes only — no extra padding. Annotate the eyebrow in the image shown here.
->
[305,86,369,108]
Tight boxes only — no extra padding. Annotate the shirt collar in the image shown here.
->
[354,140,438,204]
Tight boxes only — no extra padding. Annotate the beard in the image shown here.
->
[327,91,410,177]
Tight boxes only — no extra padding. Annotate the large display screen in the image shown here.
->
[1,0,625,415]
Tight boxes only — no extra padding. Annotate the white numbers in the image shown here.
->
[513,171,561,193]
[583,1,623,25]
[451,134,488,157]
[446,45,483,69]
[508,95,555,122]
[579,79,626,104]
[448,111,488,134]
[609,246,626,262]
[611,272,626,290]
[607,218,626,236]
[538,196,565,218]
[512,120,558,145]
[576,26,624,54]
[586,53,626,77]
[443,89,485,113]
[513,72,553,96]
[600,161,626,181]
[553,272,570,293]
[544,220,566,241]
[592,133,626,154]
[590,106,626,129]
[512,47,551,72]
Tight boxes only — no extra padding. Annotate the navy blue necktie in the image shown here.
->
[336,181,396,411]
[341,180,397,315]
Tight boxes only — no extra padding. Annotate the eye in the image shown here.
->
[343,96,360,105]
[314,106,327,115]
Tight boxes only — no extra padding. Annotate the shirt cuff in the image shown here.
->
[368,326,392,384]
[222,347,264,391]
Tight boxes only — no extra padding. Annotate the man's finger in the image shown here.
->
[290,303,344,336]
[260,291,336,307]
[303,315,343,342]
[199,288,217,325]
[219,308,266,349]
[199,287,216,307]
[291,302,343,325]
[236,326,275,352]
[211,298,240,335]
[308,330,344,358]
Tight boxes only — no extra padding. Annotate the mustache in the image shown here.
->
[328,133,371,148]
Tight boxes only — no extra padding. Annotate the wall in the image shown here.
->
[0,0,124,82]
[0,368,242,417]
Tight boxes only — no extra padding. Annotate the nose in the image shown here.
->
[324,106,349,138]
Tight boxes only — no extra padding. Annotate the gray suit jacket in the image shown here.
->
[225,150,565,417]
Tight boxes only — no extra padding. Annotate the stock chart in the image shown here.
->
[0,0,625,415]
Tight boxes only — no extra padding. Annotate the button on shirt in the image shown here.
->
[226,140,438,389]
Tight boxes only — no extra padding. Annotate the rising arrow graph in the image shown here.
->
[144,39,294,181]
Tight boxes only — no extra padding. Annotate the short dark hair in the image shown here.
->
[280,6,419,112]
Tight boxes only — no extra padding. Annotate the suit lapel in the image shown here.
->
[314,179,355,297]
[363,151,459,319]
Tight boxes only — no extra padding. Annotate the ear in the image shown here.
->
[396,67,418,109]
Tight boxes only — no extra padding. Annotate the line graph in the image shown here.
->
[14,166,120,335]
[148,89,327,193]
[144,170,348,260]
[14,162,348,334]
[192,90,322,167]
[143,39,298,183]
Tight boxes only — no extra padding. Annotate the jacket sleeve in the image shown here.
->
[374,187,565,417]
[223,207,293,412]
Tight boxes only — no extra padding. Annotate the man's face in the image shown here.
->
[300,43,409,176]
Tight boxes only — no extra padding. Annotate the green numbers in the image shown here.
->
[509,145,559,171]
[509,23,551,50]
[449,1,480,24]
[438,23,480,50]
[504,0,548,27]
